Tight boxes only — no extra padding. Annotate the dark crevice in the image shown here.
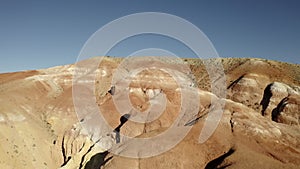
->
[227,74,245,89]
[113,114,130,143]
[272,97,289,122]
[184,105,211,126]
[84,151,113,169]
[217,163,233,169]
[184,111,209,126]
[70,138,74,155]
[205,148,235,169]
[229,111,235,133]
[61,156,71,167]
[60,133,68,167]
[79,139,100,169]
[260,83,273,116]
[79,142,86,152]
[230,119,234,133]
[267,152,285,163]
[108,86,115,95]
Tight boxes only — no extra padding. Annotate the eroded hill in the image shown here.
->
[0,57,299,169]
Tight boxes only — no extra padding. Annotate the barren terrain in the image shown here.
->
[0,57,300,169]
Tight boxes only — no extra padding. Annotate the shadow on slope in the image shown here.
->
[205,148,235,169]
[84,151,112,169]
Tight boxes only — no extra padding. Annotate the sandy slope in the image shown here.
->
[0,57,299,169]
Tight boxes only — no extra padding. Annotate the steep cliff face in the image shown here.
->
[0,57,299,169]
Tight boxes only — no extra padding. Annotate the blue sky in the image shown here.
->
[0,0,299,73]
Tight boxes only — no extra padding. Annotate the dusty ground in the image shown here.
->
[0,56,299,169]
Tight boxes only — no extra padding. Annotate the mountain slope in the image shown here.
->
[0,57,299,169]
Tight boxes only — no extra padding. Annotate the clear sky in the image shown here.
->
[0,0,299,73]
